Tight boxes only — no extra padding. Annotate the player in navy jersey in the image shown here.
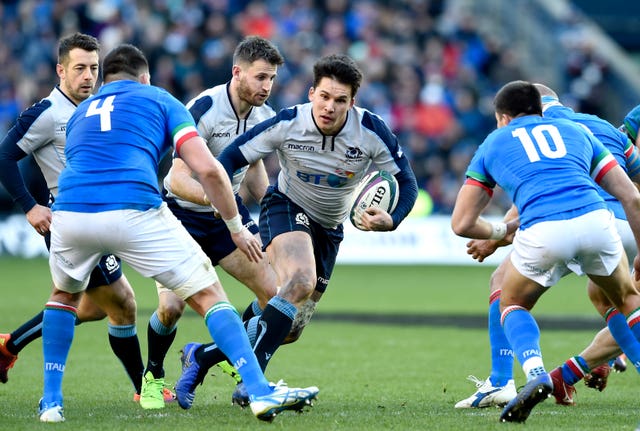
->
[455,84,640,410]
[451,80,640,423]
[38,43,318,423]
[175,53,418,407]
[0,33,173,403]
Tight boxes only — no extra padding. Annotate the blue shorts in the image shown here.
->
[45,231,122,289]
[259,185,343,293]
[166,194,259,265]
[87,254,123,289]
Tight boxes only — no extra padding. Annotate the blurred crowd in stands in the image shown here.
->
[0,0,618,215]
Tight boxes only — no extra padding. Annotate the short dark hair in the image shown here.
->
[233,36,284,67]
[102,44,149,81]
[494,80,542,117]
[312,54,363,97]
[58,32,100,65]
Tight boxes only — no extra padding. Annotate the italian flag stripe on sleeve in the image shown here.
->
[591,151,617,184]
[624,139,634,159]
[173,123,199,156]
[464,178,494,197]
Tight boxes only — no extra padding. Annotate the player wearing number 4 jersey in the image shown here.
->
[39,43,317,423]
[0,32,171,406]
[451,80,640,423]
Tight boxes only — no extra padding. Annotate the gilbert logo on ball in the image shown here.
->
[349,170,399,230]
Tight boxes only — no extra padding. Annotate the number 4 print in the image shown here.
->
[86,95,115,131]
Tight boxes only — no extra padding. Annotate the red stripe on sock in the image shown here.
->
[45,302,77,315]
[489,290,501,304]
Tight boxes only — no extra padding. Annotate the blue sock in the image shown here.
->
[204,302,270,396]
[560,356,589,385]
[245,316,260,346]
[605,308,640,370]
[488,291,513,386]
[42,303,77,405]
[501,306,542,376]
[251,299,263,317]
[241,299,263,322]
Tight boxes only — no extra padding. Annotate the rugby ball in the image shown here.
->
[349,170,399,230]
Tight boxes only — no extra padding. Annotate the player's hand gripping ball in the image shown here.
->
[349,170,399,230]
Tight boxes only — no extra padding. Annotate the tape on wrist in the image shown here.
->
[224,214,244,234]
[489,222,507,240]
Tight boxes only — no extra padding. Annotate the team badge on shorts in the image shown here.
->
[295,212,309,227]
[104,255,120,273]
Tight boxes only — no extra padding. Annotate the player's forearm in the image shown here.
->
[244,161,269,202]
[390,164,418,229]
[169,168,209,206]
[200,169,238,221]
[217,144,250,182]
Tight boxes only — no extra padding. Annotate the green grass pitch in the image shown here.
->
[0,257,637,430]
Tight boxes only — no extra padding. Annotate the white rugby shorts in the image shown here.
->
[615,217,635,267]
[510,209,623,287]
[49,203,218,299]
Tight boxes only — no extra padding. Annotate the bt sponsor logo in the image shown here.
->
[296,170,354,188]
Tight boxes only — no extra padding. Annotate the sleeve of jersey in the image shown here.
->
[218,113,285,180]
[461,140,495,196]
[391,158,418,229]
[172,122,200,157]
[591,146,619,184]
[464,175,494,197]
[0,130,34,212]
[160,92,200,157]
[358,110,417,228]
[623,137,640,178]
[217,140,250,180]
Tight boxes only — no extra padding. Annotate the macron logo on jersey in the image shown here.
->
[287,143,315,152]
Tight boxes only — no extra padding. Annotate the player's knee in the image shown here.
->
[489,267,505,292]
[157,295,186,327]
[286,270,316,299]
[108,281,137,322]
[120,294,137,322]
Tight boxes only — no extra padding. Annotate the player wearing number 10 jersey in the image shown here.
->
[466,105,612,230]
[452,80,640,423]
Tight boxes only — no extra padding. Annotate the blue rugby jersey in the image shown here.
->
[544,104,639,220]
[466,115,616,229]
[54,80,199,212]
